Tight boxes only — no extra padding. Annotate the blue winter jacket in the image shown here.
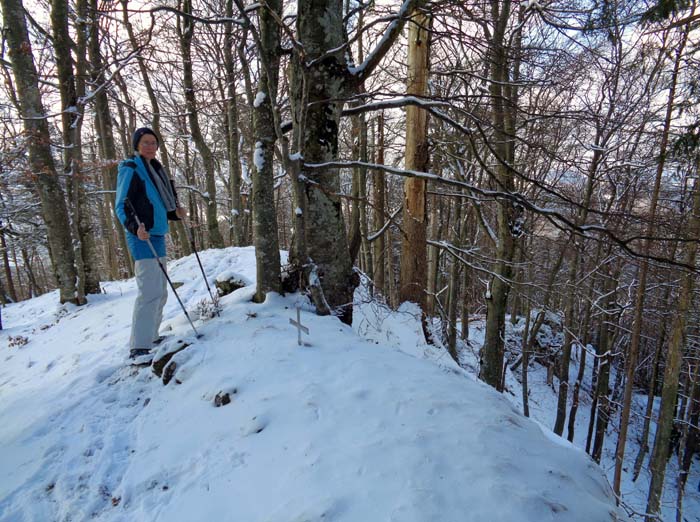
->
[115,155,179,260]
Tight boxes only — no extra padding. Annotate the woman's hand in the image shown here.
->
[175,206,187,219]
[137,222,150,240]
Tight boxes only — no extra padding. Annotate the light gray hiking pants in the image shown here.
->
[130,257,167,350]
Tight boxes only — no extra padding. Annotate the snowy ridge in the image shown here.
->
[0,247,625,521]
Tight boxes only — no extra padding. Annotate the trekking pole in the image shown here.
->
[182,219,219,316]
[125,198,202,339]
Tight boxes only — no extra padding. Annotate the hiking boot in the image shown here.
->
[129,348,154,366]
[129,348,152,359]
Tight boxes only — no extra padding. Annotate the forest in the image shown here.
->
[0,0,699,519]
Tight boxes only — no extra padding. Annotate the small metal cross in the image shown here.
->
[289,306,309,346]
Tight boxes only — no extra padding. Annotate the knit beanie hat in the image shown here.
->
[132,127,159,151]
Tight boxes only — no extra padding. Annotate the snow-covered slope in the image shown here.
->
[0,247,625,521]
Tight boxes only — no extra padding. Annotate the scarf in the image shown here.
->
[138,153,178,212]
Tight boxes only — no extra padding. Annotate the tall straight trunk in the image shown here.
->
[646,165,700,520]
[0,269,7,305]
[460,209,474,341]
[0,227,17,302]
[372,113,386,298]
[446,195,462,361]
[52,0,101,297]
[178,0,224,249]
[633,277,675,481]
[359,131,371,281]
[399,9,431,317]
[425,194,440,316]
[100,197,120,280]
[348,7,367,268]
[252,0,282,301]
[11,243,26,298]
[291,0,354,321]
[21,248,42,296]
[479,0,517,390]
[521,297,531,417]
[348,115,363,264]
[2,0,80,305]
[679,357,700,508]
[509,245,523,325]
[567,329,588,442]
[567,243,599,442]
[614,27,688,497]
[553,141,602,435]
[592,259,622,463]
[87,0,132,277]
[676,357,700,522]
[225,0,243,246]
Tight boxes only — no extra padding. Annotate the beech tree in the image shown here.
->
[1,0,82,305]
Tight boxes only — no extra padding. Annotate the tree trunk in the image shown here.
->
[425,194,440,316]
[291,0,355,322]
[522,298,531,417]
[0,228,17,302]
[633,279,674,481]
[290,0,423,322]
[21,248,42,296]
[614,26,688,497]
[399,9,431,320]
[225,0,243,246]
[646,163,700,520]
[446,195,462,362]
[2,0,81,305]
[51,0,100,298]
[479,0,517,390]
[178,0,225,249]
[87,0,132,277]
[372,113,386,298]
[567,253,598,442]
[252,0,282,302]
[592,259,621,463]
[11,244,26,298]
[348,111,363,265]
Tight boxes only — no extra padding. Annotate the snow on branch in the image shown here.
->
[367,204,402,242]
[280,95,472,136]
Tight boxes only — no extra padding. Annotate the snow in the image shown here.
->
[214,268,251,286]
[254,141,265,171]
[253,91,266,108]
[468,313,700,522]
[0,247,626,521]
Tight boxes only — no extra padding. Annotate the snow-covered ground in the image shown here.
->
[0,247,633,521]
[462,316,700,522]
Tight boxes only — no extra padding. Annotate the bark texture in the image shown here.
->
[479,0,519,390]
[399,10,431,315]
[252,0,282,302]
[2,0,80,304]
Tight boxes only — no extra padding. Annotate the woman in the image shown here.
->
[115,127,186,360]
